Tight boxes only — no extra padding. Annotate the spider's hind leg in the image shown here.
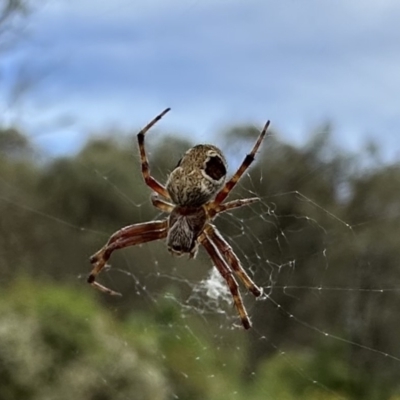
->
[212,120,270,207]
[137,108,172,199]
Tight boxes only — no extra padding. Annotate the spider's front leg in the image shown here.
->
[88,220,168,296]
[205,224,262,298]
[199,231,252,329]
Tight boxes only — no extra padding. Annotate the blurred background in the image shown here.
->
[1,1,400,399]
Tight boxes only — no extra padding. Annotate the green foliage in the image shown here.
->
[0,278,253,400]
[0,278,169,400]
[0,128,31,159]
[1,124,400,399]
[248,339,400,400]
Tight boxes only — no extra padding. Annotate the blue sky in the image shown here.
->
[1,0,400,159]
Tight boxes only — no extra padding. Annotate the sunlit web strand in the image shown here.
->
[269,285,400,293]
[90,167,147,209]
[265,294,400,362]
[0,194,106,237]
[266,190,354,232]
[253,333,348,400]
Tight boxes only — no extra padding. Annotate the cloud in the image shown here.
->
[1,0,400,159]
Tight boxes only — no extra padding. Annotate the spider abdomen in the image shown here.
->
[166,144,227,207]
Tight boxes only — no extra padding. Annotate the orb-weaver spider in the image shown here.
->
[89,108,270,329]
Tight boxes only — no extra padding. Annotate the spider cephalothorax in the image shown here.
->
[166,205,206,257]
[89,108,270,329]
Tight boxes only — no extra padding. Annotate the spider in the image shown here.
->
[88,108,270,329]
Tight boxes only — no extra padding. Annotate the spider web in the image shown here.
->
[2,122,400,399]
[106,167,400,400]
[1,2,400,400]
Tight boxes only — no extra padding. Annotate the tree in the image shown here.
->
[0,0,31,50]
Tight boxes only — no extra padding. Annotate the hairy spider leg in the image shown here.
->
[212,120,270,207]
[207,197,260,218]
[199,231,252,329]
[137,108,172,199]
[88,220,168,296]
[151,194,174,213]
[205,224,262,297]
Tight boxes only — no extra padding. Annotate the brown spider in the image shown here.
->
[89,108,270,329]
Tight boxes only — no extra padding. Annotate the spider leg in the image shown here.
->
[151,193,174,213]
[137,108,172,199]
[205,224,262,297]
[212,120,270,206]
[89,220,168,296]
[199,231,252,329]
[208,197,259,218]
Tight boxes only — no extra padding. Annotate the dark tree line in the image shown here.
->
[1,124,400,399]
